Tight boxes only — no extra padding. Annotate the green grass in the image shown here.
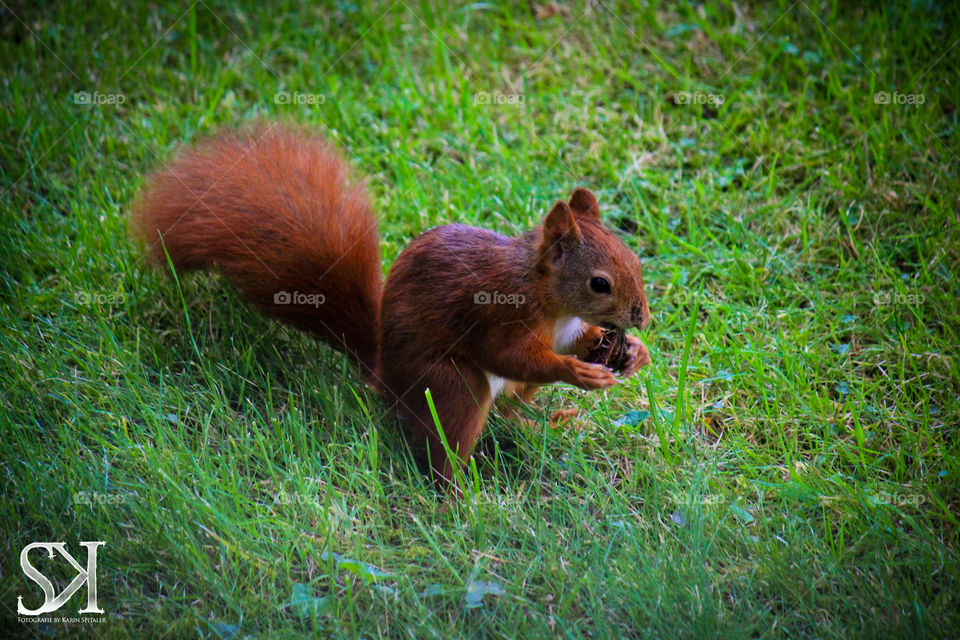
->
[2,1,959,637]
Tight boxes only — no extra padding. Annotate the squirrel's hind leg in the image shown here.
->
[390,359,493,496]
[495,382,540,421]
[499,383,580,429]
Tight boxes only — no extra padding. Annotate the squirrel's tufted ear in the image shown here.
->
[568,188,600,220]
[541,201,582,261]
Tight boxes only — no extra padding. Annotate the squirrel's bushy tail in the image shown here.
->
[131,122,382,372]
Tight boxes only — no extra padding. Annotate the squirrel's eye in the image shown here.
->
[590,277,611,294]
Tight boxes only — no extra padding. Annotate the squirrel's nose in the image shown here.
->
[631,303,651,330]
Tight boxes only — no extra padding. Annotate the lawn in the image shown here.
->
[1,1,958,638]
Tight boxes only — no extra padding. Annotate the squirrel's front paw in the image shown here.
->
[620,336,651,377]
[563,356,617,390]
[580,325,606,351]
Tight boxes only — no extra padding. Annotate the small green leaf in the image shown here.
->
[321,551,392,583]
[614,409,650,427]
[831,343,850,356]
[289,582,329,619]
[465,580,504,609]
[209,622,241,639]
[338,558,393,583]
[419,584,445,598]
[657,409,675,423]
[730,505,754,525]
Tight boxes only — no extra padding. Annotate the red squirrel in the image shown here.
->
[132,122,651,493]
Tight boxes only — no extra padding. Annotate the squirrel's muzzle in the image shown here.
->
[630,302,651,331]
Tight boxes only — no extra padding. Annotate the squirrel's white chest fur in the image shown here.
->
[485,316,583,401]
[552,315,585,352]
[485,374,508,400]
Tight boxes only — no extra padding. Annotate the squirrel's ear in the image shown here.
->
[569,188,600,221]
[542,201,582,261]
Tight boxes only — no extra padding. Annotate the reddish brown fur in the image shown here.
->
[378,202,650,489]
[131,124,652,495]
[131,123,382,372]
